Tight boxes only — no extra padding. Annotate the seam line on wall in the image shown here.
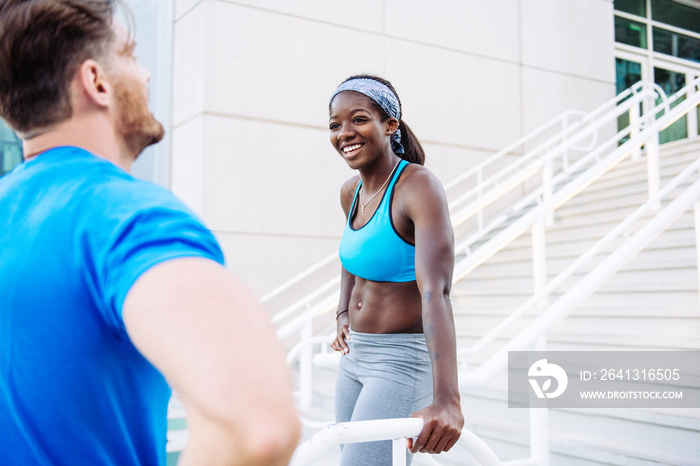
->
[209,0,611,81]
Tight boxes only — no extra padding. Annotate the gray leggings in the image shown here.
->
[335,330,433,466]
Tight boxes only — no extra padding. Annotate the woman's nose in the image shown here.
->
[337,124,353,141]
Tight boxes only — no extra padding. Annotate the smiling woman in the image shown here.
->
[327,74,464,466]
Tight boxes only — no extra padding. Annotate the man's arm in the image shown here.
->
[123,257,300,466]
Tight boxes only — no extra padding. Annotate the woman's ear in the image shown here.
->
[386,117,399,135]
[76,59,112,108]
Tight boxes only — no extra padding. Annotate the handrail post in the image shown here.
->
[477,168,484,230]
[299,319,313,409]
[530,408,550,466]
[688,96,698,138]
[532,216,549,318]
[542,158,554,226]
[531,214,550,465]
[630,101,641,160]
[561,116,569,169]
[646,131,660,210]
[695,201,700,306]
[392,438,407,466]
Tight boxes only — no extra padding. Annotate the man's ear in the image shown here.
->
[76,59,112,108]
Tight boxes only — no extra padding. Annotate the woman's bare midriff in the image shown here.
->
[348,278,423,334]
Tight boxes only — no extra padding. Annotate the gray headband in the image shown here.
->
[330,78,404,155]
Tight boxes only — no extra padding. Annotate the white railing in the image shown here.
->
[447,82,666,232]
[290,418,501,466]
[457,76,700,376]
[461,156,700,388]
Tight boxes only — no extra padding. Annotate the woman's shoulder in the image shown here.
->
[339,175,362,214]
[395,162,449,220]
[340,174,361,193]
[399,163,443,193]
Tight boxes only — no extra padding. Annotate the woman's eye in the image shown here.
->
[353,117,366,123]
[329,123,339,130]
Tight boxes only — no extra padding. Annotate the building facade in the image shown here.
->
[2,0,699,296]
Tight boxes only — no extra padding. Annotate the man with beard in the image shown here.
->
[0,1,299,465]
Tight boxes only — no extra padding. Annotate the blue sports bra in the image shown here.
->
[338,159,416,282]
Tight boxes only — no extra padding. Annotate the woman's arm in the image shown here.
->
[331,176,361,354]
[403,168,464,454]
[331,265,355,354]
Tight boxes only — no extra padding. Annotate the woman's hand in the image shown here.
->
[408,397,464,454]
[330,312,350,354]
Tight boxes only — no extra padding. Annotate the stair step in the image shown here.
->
[576,147,699,186]
[546,332,700,350]
[454,304,700,319]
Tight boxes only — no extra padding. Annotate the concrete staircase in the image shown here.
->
[296,137,700,465]
[451,137,700,465]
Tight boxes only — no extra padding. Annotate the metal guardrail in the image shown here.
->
[457,76,700,378]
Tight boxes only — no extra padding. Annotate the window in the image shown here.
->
[614,0,700,62]
[615,0,646,17]
[0,120,22,177]
[615,16,648,48]
[654,67,688,143]
[614,0,700,143]
[616,58,643,94]
[653,27,700,63]
[651,0,700,35]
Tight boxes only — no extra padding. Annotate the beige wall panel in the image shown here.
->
[384,38,522,152]
[385,0,520,62]
[521,0,615,82]
[172,1,206,126]
[171,116,206,215]
[200,115,352,237]
[214,231,340,296]
[213,0,384,33]
[170,0,623,292]
[521,67,615,134]
[202,1,387,127]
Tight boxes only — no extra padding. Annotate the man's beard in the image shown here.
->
[113,76,165,160]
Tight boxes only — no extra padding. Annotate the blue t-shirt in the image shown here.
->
[0,146,225,465]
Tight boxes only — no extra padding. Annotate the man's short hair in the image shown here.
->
[0,0,119,134]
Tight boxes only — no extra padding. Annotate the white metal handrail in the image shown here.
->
[276,290,338,341]
[262,253,338,303]
[290,418,501,466]
[456,77,700,371]
[448,82,662,229]
[451,77,699,283]
[460,152,700,370]
[443,81,666,193]
[462,174,700,390]
[271,275,339,326]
